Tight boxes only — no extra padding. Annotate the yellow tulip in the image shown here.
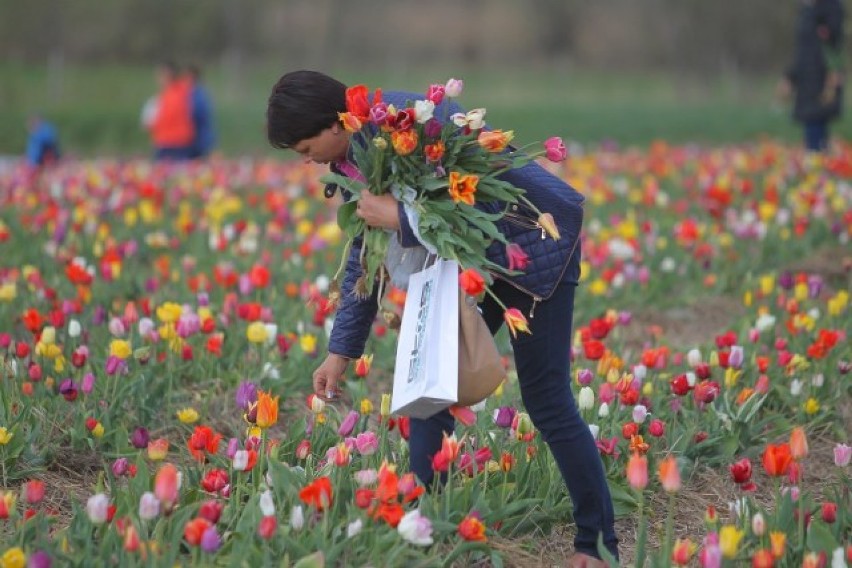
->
[0,427,12,445]
[156,302,182,323]
[0,547,26,568]
[719,525,744,558]
[299,334,317,355]
[0,283,17,302]
[246,322,268,344]
[177,408,199,424]
[804,398,820,415]
[110,339,132,360]
[360,398,373,415]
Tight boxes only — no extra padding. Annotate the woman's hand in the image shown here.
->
[313,353,349,401]
[356,190,401,230]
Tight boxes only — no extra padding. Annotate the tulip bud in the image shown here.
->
[578,387,595,410]
[86,494,110,524]
[751,512,766,536]
[444,78,464,98]
[290,505,305,531]
[632,405,648,424]
[687,348,702,368]
[597,402,610,418]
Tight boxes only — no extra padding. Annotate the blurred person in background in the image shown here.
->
[147,61,195,161]
[779,0,845,152]
[26,115,60,167]
[187,64,217,159]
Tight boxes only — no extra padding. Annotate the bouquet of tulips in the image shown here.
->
[320,78,567,304]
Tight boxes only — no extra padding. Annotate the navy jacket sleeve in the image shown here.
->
[327,233,380,359]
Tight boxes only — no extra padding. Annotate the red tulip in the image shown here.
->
[258,515,277,539]
[583,339,605,360]
[184,517,212,546]
[23,480,45,505]
[821,502,837,523]
[299,477,333,511]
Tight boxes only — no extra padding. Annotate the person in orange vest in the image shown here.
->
[147,62,195,161]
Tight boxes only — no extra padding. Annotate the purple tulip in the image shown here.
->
[807,275,823,298]
[81,372,96,394]
[369,102,390,126]
[238,274,253,296]
[130,427,149,449]
[576,369,594,386]
[27,550,52,568]
[337,410,359,437]
[105,355,122,375]
[778,271,794,290]
[197,292,209,307]
[112,458,129,477]
[92,305,107,326]
[423,118,442,139]
[728,346,744,369]
[200,526,221,553]
[58,379,79,402]
[235,381,258,410]
[493,406,516,429]
[226,437,239,459]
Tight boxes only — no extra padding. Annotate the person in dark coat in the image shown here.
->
[266,70,618,566]
[780,0,845,151]
[26,115,60,167]
[187,64,217,159]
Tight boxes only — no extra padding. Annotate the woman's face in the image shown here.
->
[291,125,349,165]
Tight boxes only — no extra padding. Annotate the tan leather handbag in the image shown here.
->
[457,290,507,406]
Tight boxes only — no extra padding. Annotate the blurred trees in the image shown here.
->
[0,0,842,75]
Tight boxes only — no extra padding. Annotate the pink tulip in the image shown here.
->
[543,137,568,162]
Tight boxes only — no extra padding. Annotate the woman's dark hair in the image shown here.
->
[267,70,347,149]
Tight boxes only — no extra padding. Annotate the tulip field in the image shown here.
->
[0,142,850,567]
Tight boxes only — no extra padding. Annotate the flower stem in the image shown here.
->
[635,490,647,568]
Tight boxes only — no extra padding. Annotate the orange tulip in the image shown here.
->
[762,443,793,477]
[627,453,648,490]
[503,308,530,339]
[338,112,363,133]
[789,427,808,460]
[458,514,487,542]
[448,171,478,205]
[751,549,774,568]
[256,391,279,429]
[477,129,514,153]
[769,531,786,559]
[391,130,419,156]
[658,455,681,492]
[147,438,169,461]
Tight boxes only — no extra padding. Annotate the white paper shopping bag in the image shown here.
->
[390,258,459,419]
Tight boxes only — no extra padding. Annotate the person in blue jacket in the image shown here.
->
[187,65,216,159]
[266,70,618,566]
[26,116,61,167]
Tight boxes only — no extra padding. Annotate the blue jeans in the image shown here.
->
[409,278,619,559]
[804,120,828,152]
